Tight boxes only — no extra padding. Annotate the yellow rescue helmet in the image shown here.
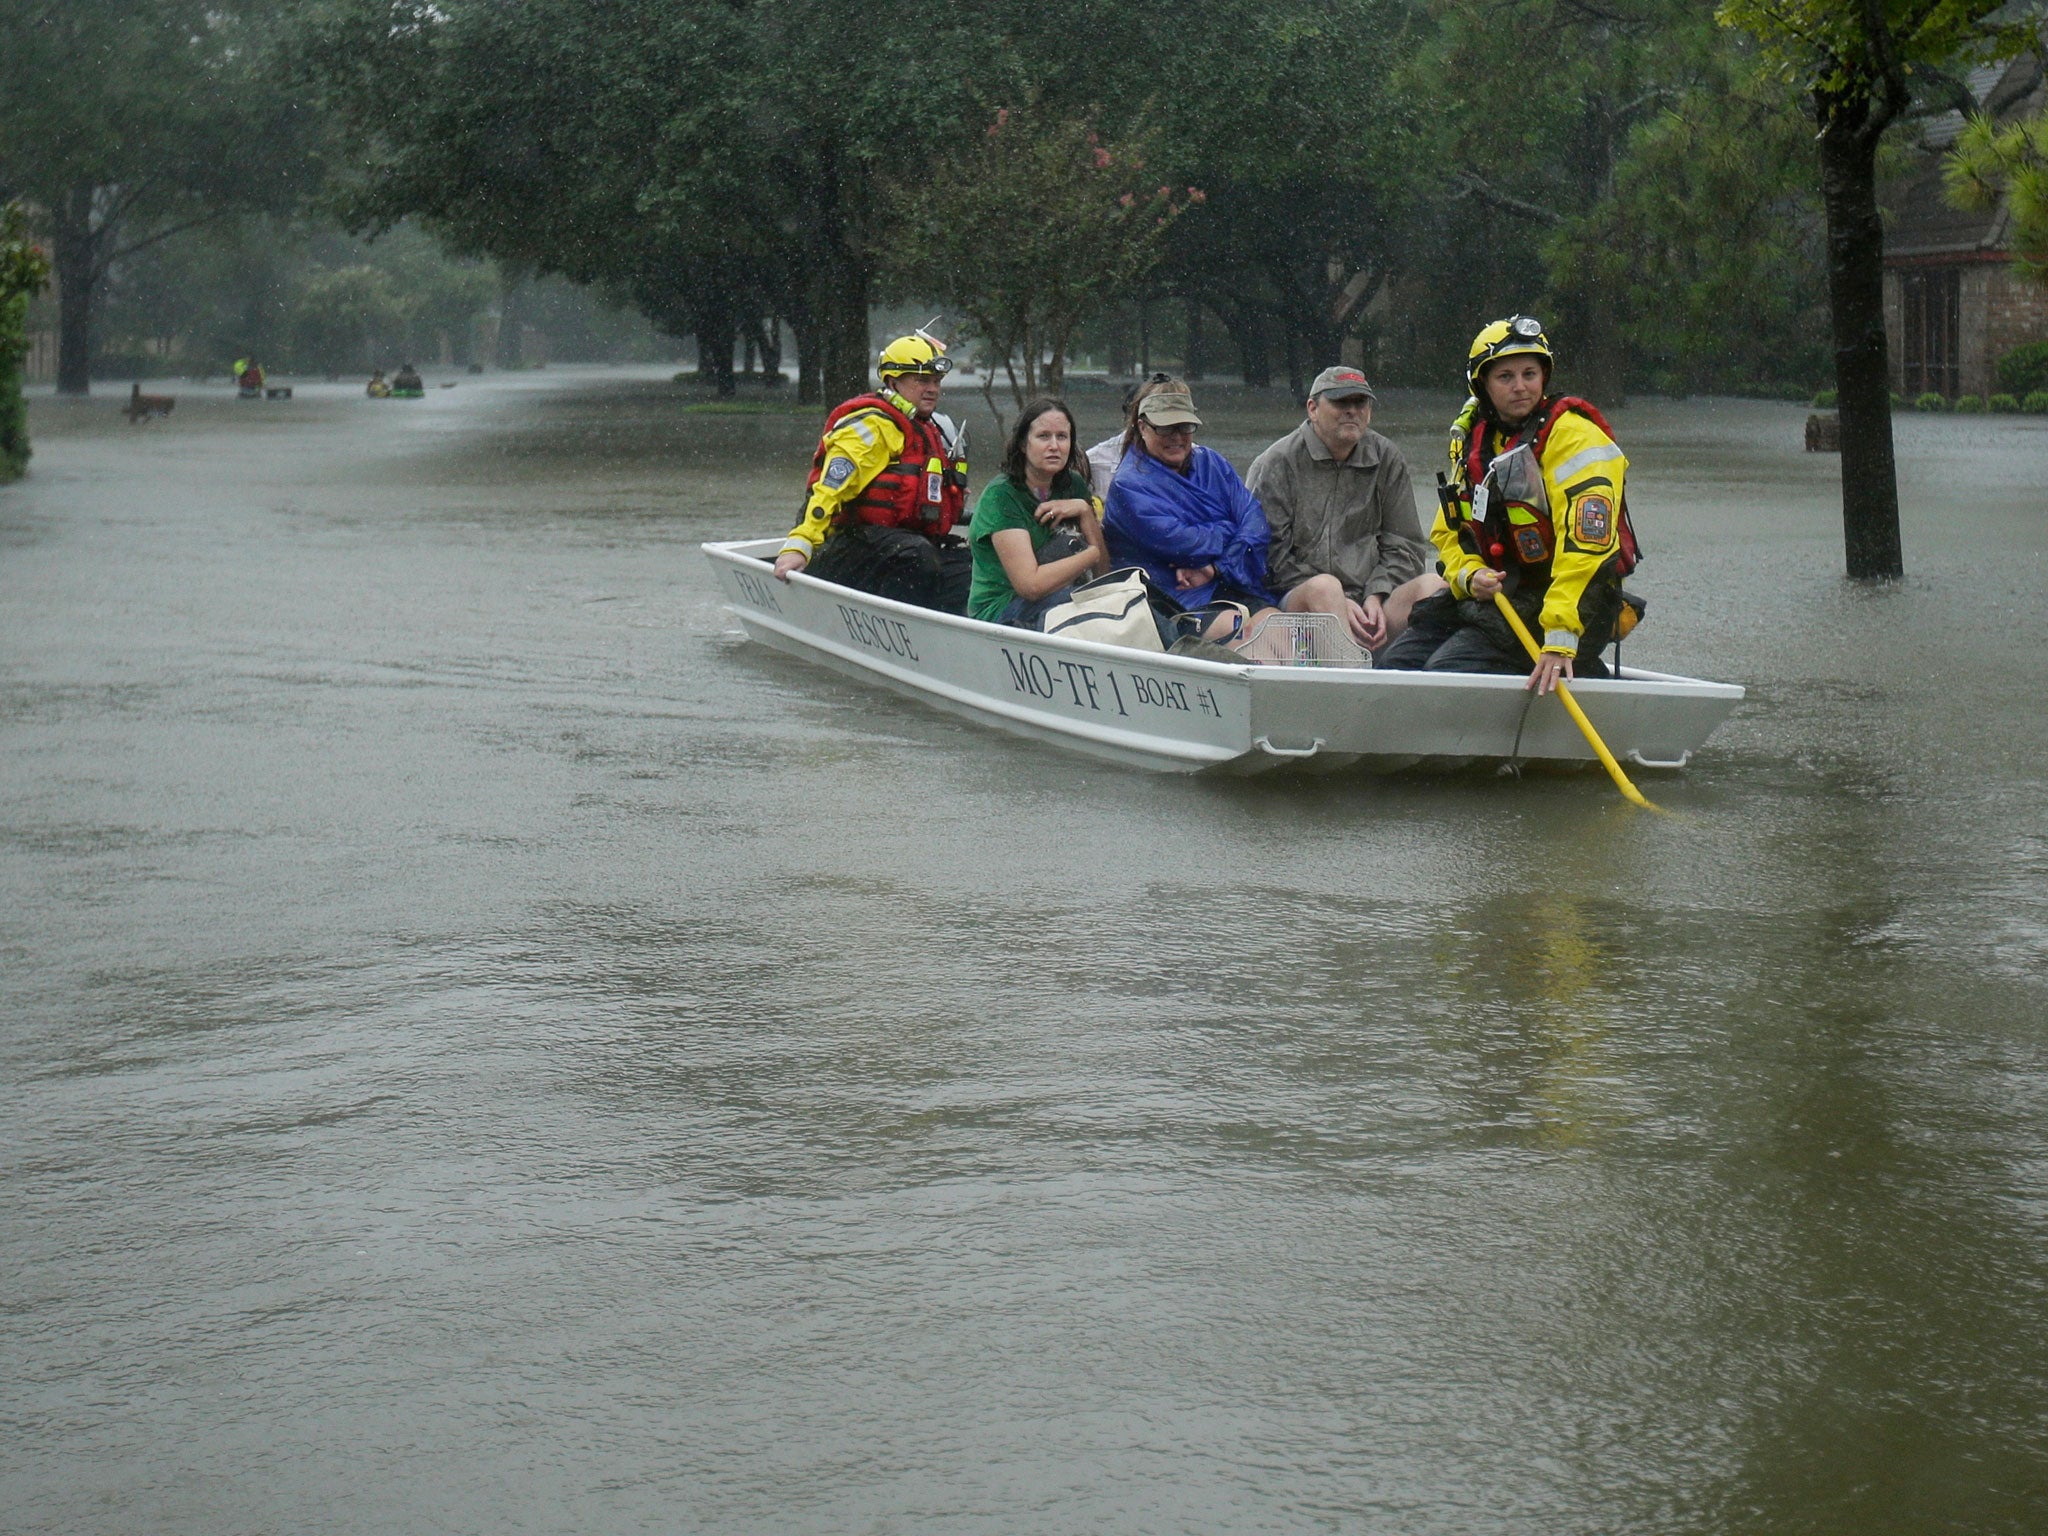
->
[876,330,953,382]
[1466,315,1552,396]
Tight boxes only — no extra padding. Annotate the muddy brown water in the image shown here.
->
[4,368,2046,1533]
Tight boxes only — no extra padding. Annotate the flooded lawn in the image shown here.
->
[4,367,2046,1533]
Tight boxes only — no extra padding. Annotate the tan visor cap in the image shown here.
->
[1137,390,1203,427]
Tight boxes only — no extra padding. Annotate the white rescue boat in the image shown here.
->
[705,537,1743,777]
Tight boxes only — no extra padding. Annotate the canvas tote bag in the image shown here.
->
[1039,567,1166,653]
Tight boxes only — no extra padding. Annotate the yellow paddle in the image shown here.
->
[1491,593,1662,813]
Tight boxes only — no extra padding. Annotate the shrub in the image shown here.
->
[2,203,53,483]
[1812,388,1838,408]
[0,294,28,484]
[1996,340,2048,398]
[1990,393,2021,413]
[1954,393,1986,413]
[2026,390,2048,414]
[1915,391,1948,412]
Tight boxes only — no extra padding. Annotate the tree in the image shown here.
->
[1718,0,2028,579]
[882,104,1188,420]
[1946,108,2048,283]
[1555,44,1832,395]
[291,0,1008,402]
[0,0,314,394]
[2,200,52,480]
[1406,0,1729,402]
[1115,0,1415,392]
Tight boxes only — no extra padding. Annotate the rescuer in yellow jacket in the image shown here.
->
[771,332,971,612]
[1380,316,1638,693]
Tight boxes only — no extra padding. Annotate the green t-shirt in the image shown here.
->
[966,469,1095,622]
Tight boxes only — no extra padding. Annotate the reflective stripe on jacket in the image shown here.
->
[1429,396,1631,653]
[781,392,966,559]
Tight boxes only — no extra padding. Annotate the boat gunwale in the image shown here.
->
[703,537,1746,704]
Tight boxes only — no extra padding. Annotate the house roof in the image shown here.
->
[1885,53,2045,263]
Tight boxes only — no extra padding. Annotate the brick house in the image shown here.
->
[1883,52,2048,398]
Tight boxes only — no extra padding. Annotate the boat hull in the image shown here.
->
[705,538,1742,777]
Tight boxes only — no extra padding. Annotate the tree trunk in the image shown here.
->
[1220,304,1271,387]
[1819,113,1904,580]
[815,265,869,404]
[53,187,99,397]
[788,312,821,404]
[494,276,525,370]
[808,148,872,404]
[1184,299,1206,381]
[1558,263,1629,406]
[1106,305,1134,377]
[696,307,738,397]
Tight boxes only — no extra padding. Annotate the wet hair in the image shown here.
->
[1002,397,1084,485]
[1121,374,1190,459]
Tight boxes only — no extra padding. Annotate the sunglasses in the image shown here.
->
[1143,421,1197,437]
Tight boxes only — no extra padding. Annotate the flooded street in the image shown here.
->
[5,367,2047,1533]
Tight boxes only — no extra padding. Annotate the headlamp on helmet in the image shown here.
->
[877,327,955,382]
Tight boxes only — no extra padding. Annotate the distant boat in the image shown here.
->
[704,537,1743,777]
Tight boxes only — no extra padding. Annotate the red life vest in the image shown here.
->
[1458,395,1639,576]
[804,392,966,537]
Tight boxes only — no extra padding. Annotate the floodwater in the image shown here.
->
[4,367,2046,1534]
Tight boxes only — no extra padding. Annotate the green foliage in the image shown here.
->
[1915,391,1949,411]
[1994,340,2048,396]
[1132,0,1413,388]
[0,293,29,483]
[1947,112,2048,285]
[882,103,1186,410]
[1,203,53,482]
[1717,0,2026,113]
[1402,0,1825,394]
[1813,389,1839,407]
[2025,390,2048,412]
[0,1,320,389]
[1561,52,1829,393]
[291,0,1012,397]
[1953,392,1985,412]
[1989,392,2020,412]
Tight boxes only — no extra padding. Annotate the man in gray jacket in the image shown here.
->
[1245,365,1445,651]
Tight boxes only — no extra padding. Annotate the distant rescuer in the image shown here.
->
[771,332,971,613]
[1245,364,1445,653]
[1379,316,1639,693]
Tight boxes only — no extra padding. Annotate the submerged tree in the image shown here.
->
[1718,0,2028,580]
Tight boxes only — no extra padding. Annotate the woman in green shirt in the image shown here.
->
[966,398,1110,627]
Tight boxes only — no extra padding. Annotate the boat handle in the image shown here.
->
[1625,748,1692,770]
[1254,735,1324,758]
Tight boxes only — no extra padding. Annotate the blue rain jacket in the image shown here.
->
[1103,445,1275,610]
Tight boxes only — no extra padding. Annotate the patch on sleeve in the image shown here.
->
[1574,495,1613,545]
[822,455,857,489]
